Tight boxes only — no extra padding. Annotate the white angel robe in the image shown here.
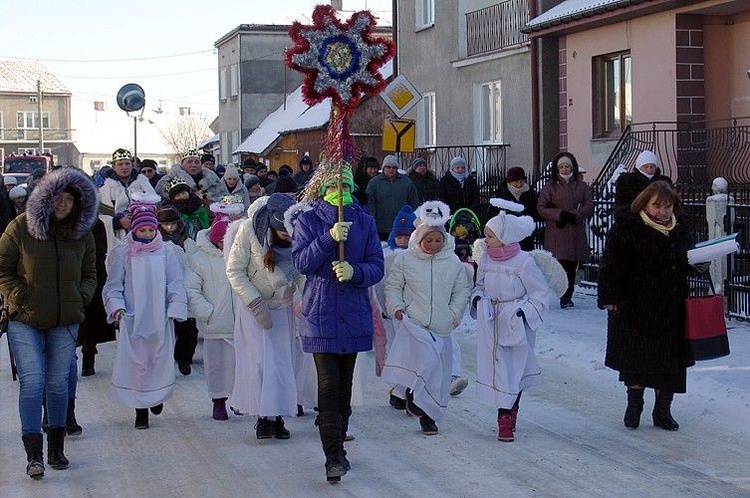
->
[231,304,298,417]
[381,315,453,421]
[103,242,188,409]
[473,250,549,409]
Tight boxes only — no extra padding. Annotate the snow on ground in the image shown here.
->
[1,290,749,497]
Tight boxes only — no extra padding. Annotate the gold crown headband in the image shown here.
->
[112,150,133,162]
[181,149,200,161]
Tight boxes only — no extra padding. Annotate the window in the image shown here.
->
[219,67,227,101]
[415,0,435,30]
[593,51,632,138]
[0,111,3,139]
[230,64,238,98]
[16,111,50,140]
[416,92,436,147]
[231,129,240,153]
[480,81,502,143]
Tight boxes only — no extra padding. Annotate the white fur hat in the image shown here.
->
[635,150,659,170]
[485,212,535,244]
[412,200,450,242]
[486,198,534,244]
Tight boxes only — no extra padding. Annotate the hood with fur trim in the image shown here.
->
[25,167,100,240]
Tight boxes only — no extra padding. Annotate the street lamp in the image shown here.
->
[116,83,146,161]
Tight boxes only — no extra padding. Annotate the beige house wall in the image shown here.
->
[563,12,677,176]
[704,11,750,120]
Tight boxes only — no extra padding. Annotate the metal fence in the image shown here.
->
[399,144,510,223]
[584,117,750,318]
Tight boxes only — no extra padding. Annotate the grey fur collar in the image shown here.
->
[25,168,100,240]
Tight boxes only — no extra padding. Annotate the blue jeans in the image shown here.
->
[7,321,79,435]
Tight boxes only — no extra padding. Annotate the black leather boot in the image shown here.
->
[66,398,83,436]
[81,353,95,377]
[47,427,69,470]
[624,387,644,429]
[317,412,346,481]
[22,433,45,479]
[135,409,149,429]
[652,391,679,431]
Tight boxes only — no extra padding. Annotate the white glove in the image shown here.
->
[249,297,272,330]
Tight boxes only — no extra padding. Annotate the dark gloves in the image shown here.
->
[693,262,711,273]
[472,295,481,309]
[560,210,577,224]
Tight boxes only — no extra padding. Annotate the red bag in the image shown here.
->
[685,294,729,361]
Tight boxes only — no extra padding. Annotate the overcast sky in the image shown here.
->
[1,0,392,126]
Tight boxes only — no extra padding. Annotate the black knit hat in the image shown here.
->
[200,154,215,165]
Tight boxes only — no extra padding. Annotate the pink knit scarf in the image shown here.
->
[125,230,164,263]
[486,242,521,261]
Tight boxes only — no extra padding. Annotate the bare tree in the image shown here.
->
[159,114,212,160]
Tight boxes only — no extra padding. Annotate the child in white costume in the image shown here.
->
[226,193,304,440]
[185,216,235,421]
[382,201,471,435]
[103,203,188,429]
[372,204,415,409]
[472,202,550,442]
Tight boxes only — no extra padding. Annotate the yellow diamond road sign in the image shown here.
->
[382,119,415,153]
[381,74,422,118]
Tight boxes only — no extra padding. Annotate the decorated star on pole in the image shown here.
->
[285,4,395,114]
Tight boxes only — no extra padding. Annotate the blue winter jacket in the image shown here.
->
[293,198,384,354]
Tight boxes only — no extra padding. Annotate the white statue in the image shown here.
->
[705,177,734,294]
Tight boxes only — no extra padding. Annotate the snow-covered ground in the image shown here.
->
[1,290,749,497]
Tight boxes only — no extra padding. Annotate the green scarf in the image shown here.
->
[324,191,353,206]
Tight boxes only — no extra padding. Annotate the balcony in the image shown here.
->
[466,0,530,57]
[2,128,72,141]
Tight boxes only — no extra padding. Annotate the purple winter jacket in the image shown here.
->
[293,198,384,354]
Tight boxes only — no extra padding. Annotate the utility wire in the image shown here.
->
[0,49,215,63]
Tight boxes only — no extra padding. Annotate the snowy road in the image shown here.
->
[2,291,749,497]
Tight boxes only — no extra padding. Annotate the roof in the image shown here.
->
[0,59,70,94]
[525,0,651,32]
[235,59,393,155]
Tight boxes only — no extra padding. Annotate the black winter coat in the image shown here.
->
[438,172,480,215]
[78,219,116,346]
[614,171,673,216]
[598,211,695,380]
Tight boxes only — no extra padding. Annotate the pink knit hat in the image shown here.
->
[209,216,230,245]
[130,208,158,232]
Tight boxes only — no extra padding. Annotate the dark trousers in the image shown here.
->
[558,259,578,301]
[313,353,357,456]
[174,318,198,364]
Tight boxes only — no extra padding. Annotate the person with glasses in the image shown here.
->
[138,159,162,188]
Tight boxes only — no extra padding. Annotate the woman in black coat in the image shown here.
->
[438,156,480,215]
[598,181,695,432]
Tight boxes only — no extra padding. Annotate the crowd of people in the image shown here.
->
[0,147,704,483]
